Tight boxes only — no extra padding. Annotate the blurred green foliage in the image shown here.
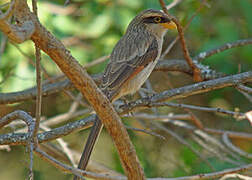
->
[0,0,252,179]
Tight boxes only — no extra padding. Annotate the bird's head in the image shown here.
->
[128,9,177,38]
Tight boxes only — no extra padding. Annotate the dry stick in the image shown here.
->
[1,72,252,146]
[0,58,216,105]
[204,128,252,141]
[33,36,42,143]
[125,125,166,140]
[166,0,183,10]
[130,113,252,141]
[137,115,242,164]
[83,55,110,68]
[3,35,250,105]
[0,34,8,64]
[167,120,242,164]
[40,124,76,166]
[222,133,252,159]
[0,0,35,43]
[2,112,251,180]
[126,113,192,121]
[194,130,242,164]
[144,102,245,119]
[185,110,204,129]
[191,134,228,162]
[29,1,41,179]
[220,173,251,180]
[194,39,252,62]
[154,123,215,170]
[120,71,252,114]
[35,147,252,180]
[12,44,50,78]
[161,0,207,59]
[0,110,35,179]
[39,143,123,177]
[34,148,126,180]
[13,42,106,109]
[236,84,252,94]
[11,1,144,179]
[14,44,90,108]
[150,163,252,180]
[159,0,203,82]
[13,35,91,109]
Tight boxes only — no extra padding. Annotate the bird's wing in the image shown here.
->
[102,34,159,100]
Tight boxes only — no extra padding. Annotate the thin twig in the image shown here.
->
[12,44,50,78]
[0,110,35,179]
[222,133,252,159]
[220,173,252,180]
[0,59,224,105]
[83,55,110,68]
[159,0,203,82]
[33,42,42,145]
[28,5,39,179]
[40,124,76,166]
[194,39,252,62]
[119,71,252,114]
[125,125,165,140]
[30,1,41,178]
[35,147,126,180]
[154,123,214,170]
[143,102,245,119]
[125,113,192,121]
[166,0,183,10]
[130,113,252,141]
[161,0,207,59]
[0,34,8,65]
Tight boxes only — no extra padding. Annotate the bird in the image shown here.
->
[74,9,176,180]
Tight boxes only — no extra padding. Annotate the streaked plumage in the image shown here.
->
[74,9,176,180]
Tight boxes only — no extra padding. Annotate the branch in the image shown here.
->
[194,39,252,62]
[222,133,252,159]
[0,59,222,105]
[0,72,251,145]
[150,163,252,180]
[0,113,95,145]
[0,0,35,43]
[134,102,245,119]
[35,147,126,180]
[4,36,246,106]
[119,71,252,114]
[0,110,35,179]
[159,0,203,82]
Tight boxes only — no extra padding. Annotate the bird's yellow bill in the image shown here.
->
[161,21,177,30]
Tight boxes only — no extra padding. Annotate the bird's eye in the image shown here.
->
[154,17,162,23]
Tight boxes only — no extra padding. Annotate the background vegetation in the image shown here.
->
[0,0,251,179]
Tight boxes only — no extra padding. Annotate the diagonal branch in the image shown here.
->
[159,0,203,82]
[3,1,145,179]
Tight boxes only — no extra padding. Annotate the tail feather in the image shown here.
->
[73,116,103,180]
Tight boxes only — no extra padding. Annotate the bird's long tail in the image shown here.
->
[73,115,103,180]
